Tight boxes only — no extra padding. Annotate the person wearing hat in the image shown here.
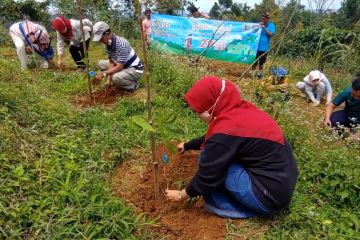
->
[9,20,54,70]
[51,16,92,70]
[189,6,210,19]
[252,12,276,72]
[296,70,333,107]
[142,9,152,46]
[92,21,143,92]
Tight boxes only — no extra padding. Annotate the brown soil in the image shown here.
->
[112,145,242,240]
[73,86,132,108]
[205,59,252,80]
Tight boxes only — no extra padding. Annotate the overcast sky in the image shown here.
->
[195,0,343,12]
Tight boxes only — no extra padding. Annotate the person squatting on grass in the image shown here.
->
[324,75,360,131]
[252,12,276,72]
[9,20,54,70]
[92,21,143,92]
[296,70,333,107]
[51,16,93,71]
[165,76,298,218]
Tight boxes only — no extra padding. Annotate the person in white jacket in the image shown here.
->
[296,70,333,107]
[51,16,92,70]
[9,20,54,70]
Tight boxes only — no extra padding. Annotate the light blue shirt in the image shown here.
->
[258,22,276,52]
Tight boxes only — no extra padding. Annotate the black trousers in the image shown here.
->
[252,51,268,70]
[69,39,90,69]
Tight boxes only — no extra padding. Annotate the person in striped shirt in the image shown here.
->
[92,21,143,92]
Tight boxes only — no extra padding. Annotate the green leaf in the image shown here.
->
[131,116,155,132]
[165,142,177,154]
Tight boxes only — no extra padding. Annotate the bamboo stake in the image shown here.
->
[76,0,92,99]
[136,0,160,201]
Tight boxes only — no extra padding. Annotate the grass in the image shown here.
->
[1,39,359,239]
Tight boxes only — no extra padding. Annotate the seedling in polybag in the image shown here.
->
[162,151,169,189]
[89,70,96,78]
[162,152,169,164]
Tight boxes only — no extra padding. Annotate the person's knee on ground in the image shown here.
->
[97,60,109,71]
[316,82,326,101]
[296,82,305,90]
[111,68,141,92]
[296,82,306,95]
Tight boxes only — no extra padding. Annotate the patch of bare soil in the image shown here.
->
[205,59,252,80]
[73,86,132,108]
[112,145,242,240]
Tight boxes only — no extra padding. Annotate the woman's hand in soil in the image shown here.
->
[177,142,185,154]
[165,189,188,201]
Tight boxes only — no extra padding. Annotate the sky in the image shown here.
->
[195,0,343,12]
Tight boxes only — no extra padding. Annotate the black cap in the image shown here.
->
[262,12,270,18]
[190,6,199,14]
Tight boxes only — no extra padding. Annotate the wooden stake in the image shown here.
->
[76,0,93,99]
[136,0,160,201]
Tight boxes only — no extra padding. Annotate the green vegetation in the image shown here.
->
[1,0,360,238]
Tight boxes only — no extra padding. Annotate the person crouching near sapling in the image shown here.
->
[296,70,333,107]
[92,21,143,92]
[324,75,360,133]
[165,76,298,219]
[9,20,54,70]
[51,16,93,71]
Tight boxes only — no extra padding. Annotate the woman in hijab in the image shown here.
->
[9,20,54,70]
[51,16,92,70]
[296,70,333,107]
[165,76,298,218]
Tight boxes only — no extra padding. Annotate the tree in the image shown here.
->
[155,0,182,15]
[307,0,337,14]
[209,2,221,19]
[335,0,360,28]
[281,0,305,29]
[248,0,280,22]
[50,0,111,20]
[0,0,50,23]
[230,3,250,18]
[111,0,135,19]
[218,0,233,9]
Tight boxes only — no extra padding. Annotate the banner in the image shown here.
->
[150,14,262,64]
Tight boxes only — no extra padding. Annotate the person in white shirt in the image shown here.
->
[51,16,92,70]
[9,20,54,70]
[296,70,333,107]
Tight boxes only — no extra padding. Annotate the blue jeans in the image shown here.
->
[204,163,270,219]
[330,110,351,128]
[330,110,359,133]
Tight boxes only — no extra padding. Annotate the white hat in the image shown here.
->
[304,70,322,84]
[92,21,110,41]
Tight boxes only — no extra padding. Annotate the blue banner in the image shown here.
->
[150,14,262,64]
